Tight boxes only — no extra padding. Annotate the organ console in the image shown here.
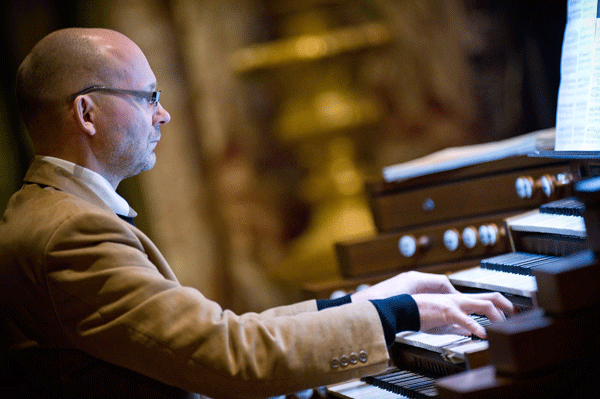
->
[333,156,575,285]
[434,170,600,399]
[318,147,600,398]
[304,153,574,299]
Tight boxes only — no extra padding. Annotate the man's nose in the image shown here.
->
[154,103,171,125]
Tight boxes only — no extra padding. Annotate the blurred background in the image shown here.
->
[0,0,566,313]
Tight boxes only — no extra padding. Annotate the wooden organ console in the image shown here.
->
[436,170,600,398]
[304,154,574,300]
[317,151,600,399]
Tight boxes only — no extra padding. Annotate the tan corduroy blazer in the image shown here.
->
[0,158,389,398]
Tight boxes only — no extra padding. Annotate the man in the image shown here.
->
[0,28,513,398]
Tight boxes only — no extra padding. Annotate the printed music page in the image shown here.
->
[382,129,554,182]
[555,0,600,150]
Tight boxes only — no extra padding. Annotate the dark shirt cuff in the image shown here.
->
[316,293,420,347]
[369,294,420,347]
[316,294,352,310]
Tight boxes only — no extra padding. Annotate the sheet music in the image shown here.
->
[382,129,554,182]
[555,0,600,150]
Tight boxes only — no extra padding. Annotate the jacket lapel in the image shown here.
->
[22,157,179,282]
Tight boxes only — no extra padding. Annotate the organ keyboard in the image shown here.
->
[328,378,408,399]
[505,209,585,237]
[506,196,588,256]
[319,142,600,398]
[447,196,588,307]
[446,259,538,300]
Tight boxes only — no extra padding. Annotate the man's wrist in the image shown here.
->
[369,294,420,346]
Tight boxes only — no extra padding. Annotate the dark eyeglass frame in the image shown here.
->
[67,85,161,105]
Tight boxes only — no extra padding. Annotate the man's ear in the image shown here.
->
[73,95,97,136]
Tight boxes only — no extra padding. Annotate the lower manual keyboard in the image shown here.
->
[328,367,439,398]
[327,378,409,398]
[328,367,437,399]
[365,368,437,399]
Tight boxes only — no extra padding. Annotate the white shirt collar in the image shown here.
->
[39,155,136,217]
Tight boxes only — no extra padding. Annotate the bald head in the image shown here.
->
[16,28,142,135]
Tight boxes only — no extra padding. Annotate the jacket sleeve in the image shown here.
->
[43,211,390,398]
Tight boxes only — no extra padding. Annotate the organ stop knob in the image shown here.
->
[461,226,478,249]
[515,173,573,199]
[539,173,573,197]
[515,176,535,199]
[443,229,460,251]
[478,223,500,246]
[398,234,431,257]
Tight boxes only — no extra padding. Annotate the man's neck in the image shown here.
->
[37,155,134,217]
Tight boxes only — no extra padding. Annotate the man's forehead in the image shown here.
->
[90,35,156,90]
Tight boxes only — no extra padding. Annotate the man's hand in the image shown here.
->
[413,292,515,339]
[351,271,459,302]
[350,271,515,339]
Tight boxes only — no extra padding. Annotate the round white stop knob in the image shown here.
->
[540,175,554,197]
[478,224,499,246]
[515,176,534,199]
[462,227,478,249]
[398,235,417,257]
[443,229,460,251]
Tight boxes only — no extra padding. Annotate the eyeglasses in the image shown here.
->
[67,85,161,105]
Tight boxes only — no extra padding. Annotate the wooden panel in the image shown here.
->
[367,156,568,193]
[369,164,573,232]
[485,308,600,375]
[335,213,516,278]
[533,250,600,314]
[509,232,588,256]
[435,364,594,399]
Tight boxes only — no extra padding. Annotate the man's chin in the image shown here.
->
[143,155,157,172]
[137,154,157,174]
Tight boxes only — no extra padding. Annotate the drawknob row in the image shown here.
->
[392,173,572,258]
[398,223,504,257]
[515,173,572,199]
